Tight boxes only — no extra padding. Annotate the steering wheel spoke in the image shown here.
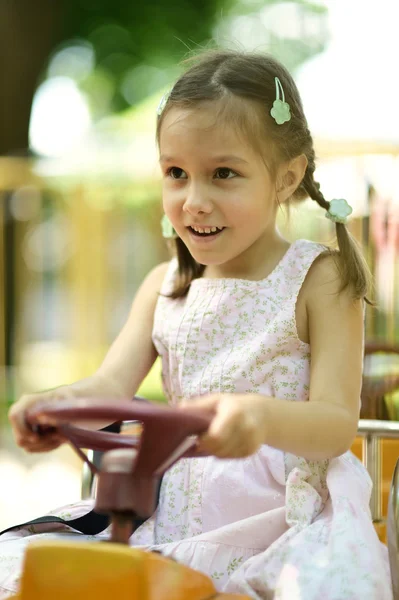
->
[26,397,211,520]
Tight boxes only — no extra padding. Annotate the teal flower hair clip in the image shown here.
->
[325,198,353,224]
[270,77,291,125]
[161,214,178,239]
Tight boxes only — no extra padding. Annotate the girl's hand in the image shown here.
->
[8,388,72,453]
[180,393,269,458]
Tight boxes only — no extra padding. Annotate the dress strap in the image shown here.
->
[282,239,327,303]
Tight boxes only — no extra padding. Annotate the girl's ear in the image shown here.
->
[276,154,308,203]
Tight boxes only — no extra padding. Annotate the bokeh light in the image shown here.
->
[47,41,95,82]
[29,77,92,157]
[9,186,42,222]
[22,215,74,272]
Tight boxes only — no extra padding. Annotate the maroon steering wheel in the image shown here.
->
[26,398,212,521]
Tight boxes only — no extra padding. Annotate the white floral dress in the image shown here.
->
[0,239,392,599]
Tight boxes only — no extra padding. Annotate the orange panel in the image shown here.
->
[18,540,252,600]
[19,541,145,600]
[144,550,216,599]
[351,436,399,543]
[351,437,399,517]
[219,596,252,599]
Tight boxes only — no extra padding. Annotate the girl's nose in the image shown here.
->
[183,183,213,215]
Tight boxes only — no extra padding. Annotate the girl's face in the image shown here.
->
[159,104,283,278]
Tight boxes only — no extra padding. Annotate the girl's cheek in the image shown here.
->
[162,188,178,211]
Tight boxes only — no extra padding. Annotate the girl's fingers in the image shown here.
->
[198,423,241,455]
[21,438,64,453]
[198,435,253,458]
[19,431,64,450]
[180,395,219,412]
[184,395,262,458]
[17,428,62,444]
[199,416,260,458]
[9,412,32,439]
[208,408,241,440]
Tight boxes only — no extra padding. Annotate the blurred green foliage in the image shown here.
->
[217,0,328,72]
[56,0,226,115]
[46,0,328,120]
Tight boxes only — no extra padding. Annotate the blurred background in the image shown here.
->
[1,0,399,530]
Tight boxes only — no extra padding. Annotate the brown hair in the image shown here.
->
[157,49,372,301]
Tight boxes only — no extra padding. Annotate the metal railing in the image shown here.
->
[81,419,399,598]
[358,419,399,523]
[82,419,399,519]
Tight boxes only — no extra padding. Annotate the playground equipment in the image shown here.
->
[11,397,250,600]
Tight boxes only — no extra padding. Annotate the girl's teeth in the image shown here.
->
[192,226,222,233]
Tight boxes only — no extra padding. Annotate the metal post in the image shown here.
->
[363,433,382,522]
[81,449,95,499]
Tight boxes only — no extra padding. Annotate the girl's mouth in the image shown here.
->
[188,226,225,238]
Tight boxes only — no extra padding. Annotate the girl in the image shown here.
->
[0,50,392,599]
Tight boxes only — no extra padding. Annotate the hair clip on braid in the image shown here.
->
[325,199,353,225]
[270,77,291,125]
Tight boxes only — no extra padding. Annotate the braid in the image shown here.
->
[298,140,329,211]
[300,150,373,304]
[302,168,329,212]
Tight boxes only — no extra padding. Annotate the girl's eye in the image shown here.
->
[215,168,237,179]
[167,167,187,179]
[165,166,237,180]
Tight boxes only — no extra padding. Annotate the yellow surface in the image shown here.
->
[19,541,145,600]
[18,540,250,600]
[144,550,219,599]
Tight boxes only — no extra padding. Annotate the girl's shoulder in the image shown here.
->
[300,244,341,288]
[291,237,327,257]
[289,238,332,276]
[295,245,362,345]
[300,245,359,308]
[282,238,328,292]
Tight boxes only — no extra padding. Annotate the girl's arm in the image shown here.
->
[95,261,169,399]
[187,255,364,461]
[9,262,169,450]
[259,253,364,460]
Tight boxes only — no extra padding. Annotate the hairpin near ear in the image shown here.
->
[270,77,291,125]
[161,214,178,239]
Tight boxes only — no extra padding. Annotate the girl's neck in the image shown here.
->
[203,233,291,281]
